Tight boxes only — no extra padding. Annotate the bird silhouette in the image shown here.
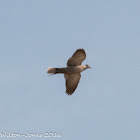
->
[47,49,91,95]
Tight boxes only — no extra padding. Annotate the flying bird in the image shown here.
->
[47,49,91,95]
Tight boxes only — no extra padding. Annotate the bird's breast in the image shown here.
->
[65,66,85,73]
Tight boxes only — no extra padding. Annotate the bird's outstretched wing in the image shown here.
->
[64,73,81,95]
[67,49,86,66]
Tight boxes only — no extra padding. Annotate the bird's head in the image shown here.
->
[85,64,92,69]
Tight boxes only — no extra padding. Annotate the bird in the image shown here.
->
[47,49,91,95]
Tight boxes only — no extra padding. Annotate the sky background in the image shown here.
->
[0,0,140,140]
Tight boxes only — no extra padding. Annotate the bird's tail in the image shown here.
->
[47,67,65,74]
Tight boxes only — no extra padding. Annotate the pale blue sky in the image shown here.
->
[0,0,140,140]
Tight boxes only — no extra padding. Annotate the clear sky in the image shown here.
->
[0,0,140,140]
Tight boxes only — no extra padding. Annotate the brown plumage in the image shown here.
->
[65,73,81,95]
[47,49,91,95]
[67,49,86,66]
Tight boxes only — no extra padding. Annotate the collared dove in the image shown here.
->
[47,49,91,95]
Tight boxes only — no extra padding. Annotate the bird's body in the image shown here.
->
[47,49,91,95]
[47,65,87,74]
